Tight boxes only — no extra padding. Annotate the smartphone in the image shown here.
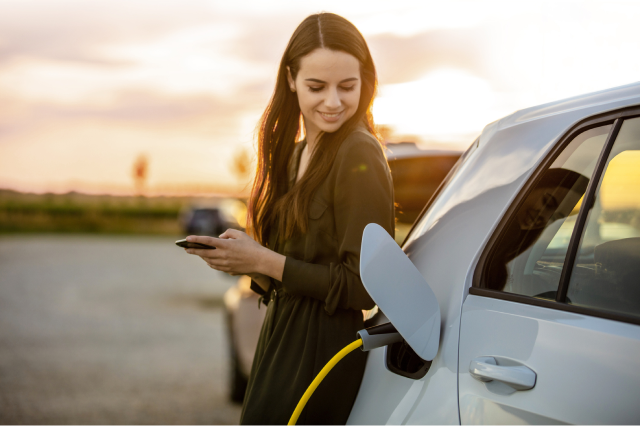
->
[175,239,216,249]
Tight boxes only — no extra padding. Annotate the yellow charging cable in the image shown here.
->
[288,339,363,425]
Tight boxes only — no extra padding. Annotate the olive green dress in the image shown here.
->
[239,129,395,425]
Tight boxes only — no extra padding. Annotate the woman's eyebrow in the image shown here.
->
[304,77,359,83]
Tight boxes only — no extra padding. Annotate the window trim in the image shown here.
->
[468,287,639,324]
[472,106,640,325]
[555,118,623,302]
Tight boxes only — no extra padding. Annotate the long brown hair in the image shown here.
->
[248,13,379,246]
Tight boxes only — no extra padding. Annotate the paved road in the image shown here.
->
[0,234,243,424]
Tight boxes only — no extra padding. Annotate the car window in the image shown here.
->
[483,124,612,298]
[566,117,640,317]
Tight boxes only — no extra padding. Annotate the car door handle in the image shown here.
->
[469,356,536,390]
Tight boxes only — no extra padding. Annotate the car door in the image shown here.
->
[458,111,640,424]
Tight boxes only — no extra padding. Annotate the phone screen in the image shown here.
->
[175,239,216,249]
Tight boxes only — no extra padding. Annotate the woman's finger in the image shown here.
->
[185,235,226,248]
[209,263,232,272]
[205,258,232,269]
[205,257,244,275]
[203,258,227,270]
[186,247,224,258]
[207,262,223,270]
[219,228,246,239]
[195,255,222,270]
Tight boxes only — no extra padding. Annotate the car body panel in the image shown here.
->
[459,295,640,425]
[348,82,639,424]
[348,313,421,425]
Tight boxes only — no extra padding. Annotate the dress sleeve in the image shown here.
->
[250,279,267,296]
[250,278,273,307]
[280,136,395,315]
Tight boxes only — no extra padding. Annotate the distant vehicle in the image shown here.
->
[348,82,639,425]
[179,199,247,237]
[386,143,461,242]
[183,208,225,236]
[222,144,462,403]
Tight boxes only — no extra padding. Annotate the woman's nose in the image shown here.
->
[324,88,342,109]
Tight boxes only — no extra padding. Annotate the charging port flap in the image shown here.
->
[360,223,441,361]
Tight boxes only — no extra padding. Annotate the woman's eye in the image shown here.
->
[308,86,323,92]
[340,85,355,92]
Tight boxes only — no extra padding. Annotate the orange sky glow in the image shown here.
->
[0,0,639,196]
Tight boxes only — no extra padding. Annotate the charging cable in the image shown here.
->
[288,322,402,425]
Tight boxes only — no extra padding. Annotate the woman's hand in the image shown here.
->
[184,229,285,282]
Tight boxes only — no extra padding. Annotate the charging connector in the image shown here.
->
[357,322,403,351]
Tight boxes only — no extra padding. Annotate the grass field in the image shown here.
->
[0,189,235,235]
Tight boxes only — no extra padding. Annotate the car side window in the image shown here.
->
[483,124,612,298]
[566,117,640,316]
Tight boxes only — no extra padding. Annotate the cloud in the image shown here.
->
[0,0,217,65]
[367,28,487,85]
[0,87,268,142]
[0,1,496,101]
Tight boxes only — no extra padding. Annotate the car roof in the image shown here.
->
[385,142,462,161]
[483,82,640,143]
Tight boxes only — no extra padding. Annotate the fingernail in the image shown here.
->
[186,236,193,242]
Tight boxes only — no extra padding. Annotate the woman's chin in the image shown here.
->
[316,121,346,134]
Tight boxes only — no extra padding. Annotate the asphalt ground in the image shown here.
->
[0,234,243,424]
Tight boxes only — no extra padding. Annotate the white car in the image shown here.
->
[349,82,639,425]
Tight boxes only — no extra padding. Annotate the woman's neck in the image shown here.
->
[304,119,321,154]
[305,127,320,155]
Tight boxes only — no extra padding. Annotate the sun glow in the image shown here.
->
[374,69,503,140]
[0,0,638,195]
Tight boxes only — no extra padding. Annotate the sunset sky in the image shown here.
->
[0,0,639,196]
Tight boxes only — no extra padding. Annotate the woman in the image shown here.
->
[185,13,394,424]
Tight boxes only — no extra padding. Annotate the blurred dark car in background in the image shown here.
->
[386,142,461,243]
[179,199,247,237]
[222,142,463,403]
[184,208,226,236]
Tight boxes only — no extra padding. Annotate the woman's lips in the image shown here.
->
[318,110,344,123]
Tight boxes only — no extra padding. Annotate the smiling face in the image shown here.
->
[287,48,361,143]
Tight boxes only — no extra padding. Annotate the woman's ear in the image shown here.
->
[286,66,296,93]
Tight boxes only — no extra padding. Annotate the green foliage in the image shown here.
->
[0,189,189,234]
